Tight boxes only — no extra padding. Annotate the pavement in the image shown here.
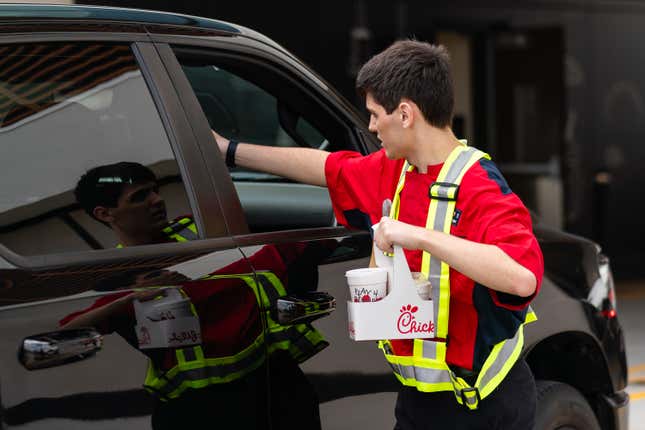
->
[615,279,645,430]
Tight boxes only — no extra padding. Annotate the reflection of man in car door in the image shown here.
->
[60,161,328,430]
[75,161,194,247]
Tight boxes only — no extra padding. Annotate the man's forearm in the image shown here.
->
[212,130,329,186]
[60,295,131,330]
[234,143,329,187]
[375,218,537,297]
[417,229,537,297]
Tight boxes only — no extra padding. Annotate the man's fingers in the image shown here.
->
[374,236,393,254]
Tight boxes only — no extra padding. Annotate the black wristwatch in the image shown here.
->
[226,140,239,168]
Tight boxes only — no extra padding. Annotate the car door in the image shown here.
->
[151,34,402,429]
[0,33,272,429]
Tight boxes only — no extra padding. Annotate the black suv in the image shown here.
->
[0,5,628,430]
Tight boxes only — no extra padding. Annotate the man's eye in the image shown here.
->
[130,189,149,203]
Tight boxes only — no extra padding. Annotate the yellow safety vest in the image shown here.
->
[162,216,198,242]
[118,217,327,400]
[378,142,537,410]
[117,216,198,248]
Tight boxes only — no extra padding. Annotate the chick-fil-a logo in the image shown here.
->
[397,304,434,335]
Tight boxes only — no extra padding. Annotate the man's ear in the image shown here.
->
[93,206,114,224]
[398,100,415,128]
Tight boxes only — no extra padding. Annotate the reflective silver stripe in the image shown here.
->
[429,249,443,326]
[476,323,523,390]
[181,347,197,362]
[393,363,453,384]
[175,225,198,241]
[462,392,478,406]
[429,191,446,330]
[421,339,439,360]
[155,344,266,397]
[268,326,318,352]
[257,274,281,305]
[431,148,475,234]
[429,148,480,332]
[444,147,477,183]
[430,183,458,200]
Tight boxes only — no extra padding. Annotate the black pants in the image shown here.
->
[394,359,536,430]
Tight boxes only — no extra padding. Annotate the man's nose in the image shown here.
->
[149,190,163,205]
[368,117,377,133]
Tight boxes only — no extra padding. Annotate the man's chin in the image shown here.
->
[383,148,402,160]
[151,218,169,232]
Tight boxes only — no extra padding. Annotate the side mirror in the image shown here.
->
[18,328,103,370]
[275,291,336,325]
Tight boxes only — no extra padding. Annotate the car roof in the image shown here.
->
[0,3,287,52]
[0,3,240,32]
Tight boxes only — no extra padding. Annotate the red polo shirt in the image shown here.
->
[325,149,543,371]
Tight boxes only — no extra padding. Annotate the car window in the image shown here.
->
[0,42,196,255]
[180,62,330,181]
[172,47,354,232]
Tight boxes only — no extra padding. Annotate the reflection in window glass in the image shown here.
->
[180,64,329,181]
[176,54,336,232]
[0,43,195,255]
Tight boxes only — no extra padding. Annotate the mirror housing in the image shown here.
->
[275,291,336,325]
[18,328,103,370]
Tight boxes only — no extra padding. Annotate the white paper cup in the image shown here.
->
[345,267,388,302]
[412,272,432,300]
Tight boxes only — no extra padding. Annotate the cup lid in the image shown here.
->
[345,267,388,284]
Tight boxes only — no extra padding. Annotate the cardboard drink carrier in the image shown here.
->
[347,241,435,341]
[134,288,202,349]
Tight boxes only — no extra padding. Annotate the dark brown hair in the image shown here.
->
[75,162,157,223]
[356,39,454,128]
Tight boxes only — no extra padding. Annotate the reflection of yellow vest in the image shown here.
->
[118,217,327,400]
[378,142,537,410]
[117,217,197,248]
[142,272,328,401]
[162,216,197,242]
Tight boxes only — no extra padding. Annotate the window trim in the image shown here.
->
[153,37,370,237]
[133,41,229,239]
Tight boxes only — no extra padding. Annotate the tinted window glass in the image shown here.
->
[181,64,328,154]
[0,43,195,255]
[174,49,352,232]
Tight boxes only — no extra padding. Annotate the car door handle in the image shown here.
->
[18,328,103,370]
[275,291,336,325]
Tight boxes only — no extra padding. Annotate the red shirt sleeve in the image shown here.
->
[58,291,131,333]
[324,149,402,229]
[461,161,544,310]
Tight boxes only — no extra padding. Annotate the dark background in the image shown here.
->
[79,0,645,280]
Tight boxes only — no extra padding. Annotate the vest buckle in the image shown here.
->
[458,386,480,407]
[429,182,459,201]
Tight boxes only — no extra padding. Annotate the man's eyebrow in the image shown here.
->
[127,184,154,199]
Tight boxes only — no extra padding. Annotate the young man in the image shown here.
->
[213,39,543,429]
[74,161,195,249]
